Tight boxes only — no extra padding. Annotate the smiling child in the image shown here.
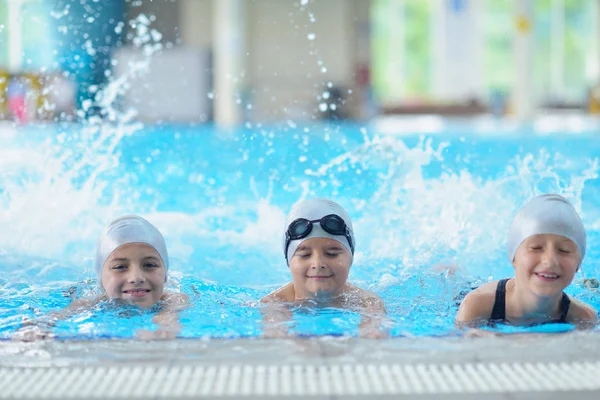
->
[456,194,597,328]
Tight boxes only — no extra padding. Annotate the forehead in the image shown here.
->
[109,242,161,258]
[523,234,577,246]
[296,237,346,250]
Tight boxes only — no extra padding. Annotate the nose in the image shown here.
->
[310,252,327,269]
[541,247,559,267]
[127,266,146,284]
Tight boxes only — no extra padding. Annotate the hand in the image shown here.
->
[261,326,294,339]
[358,326,389,339]
[12,325,55,342]
[135,328,178,340]
[464,328,500,338]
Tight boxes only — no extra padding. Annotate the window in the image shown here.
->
[372,0,599,106]
[372,0,432,104]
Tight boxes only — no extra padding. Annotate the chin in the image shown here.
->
[530,284,563,297]
[310,288,335,297]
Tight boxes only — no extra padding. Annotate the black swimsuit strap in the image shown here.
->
[490,278,570,324]
[559,292,571,323]
[490,279,509,321]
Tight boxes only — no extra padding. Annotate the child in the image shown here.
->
[15,215,188,340]
[456,194,598,328]
[261,198,386,337]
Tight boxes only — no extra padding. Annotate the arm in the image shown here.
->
[13,298,95,341]
[455,286,495,328]
[259,293,294,338]
[357,294,388,338]
[136,292,190,340]
[567,298,599,329]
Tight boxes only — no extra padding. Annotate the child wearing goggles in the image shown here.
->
[456,194,597,329]
[261,198,386,337]
[14,215,189,341]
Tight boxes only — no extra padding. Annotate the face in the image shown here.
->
[512,234,581,297]
[289,237,352,299]
[101,243,166,308]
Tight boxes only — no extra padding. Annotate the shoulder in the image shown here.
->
[566,296,598,325]
[260,282,295,304]
[346,284,386,314]
[162,292,191,310]
[455,280,500,326]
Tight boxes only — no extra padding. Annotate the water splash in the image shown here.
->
[0,14,164,263]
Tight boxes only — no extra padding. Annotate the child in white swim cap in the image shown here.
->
[456,194,597,328]
[261,198,386,337]
[96,215,170,309]
[14,215,188,341]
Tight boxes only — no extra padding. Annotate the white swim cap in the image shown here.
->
[95,215,169,284]
[283,198,355,265]
[507,194,585,263]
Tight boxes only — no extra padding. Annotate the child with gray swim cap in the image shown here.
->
[456,194,598,328]
[14,215,188,341]
[261,198,386,337]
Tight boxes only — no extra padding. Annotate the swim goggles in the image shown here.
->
[284,214,354,260]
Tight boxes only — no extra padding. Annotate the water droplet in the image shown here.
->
[299,156,307,162]
[321,67,327,73]
[207,92,214,99]
[86,16,95,23]
[307,33,316,41]
[319,103,328,112]
[327,82,333,88]
[82,99,93,111]
[151,29,162,42]
[329,104,337,111]
[322,91,330,100]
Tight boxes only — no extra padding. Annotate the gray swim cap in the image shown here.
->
[95,215,169,284]
[507,194,585,262]
[283,198,355,265]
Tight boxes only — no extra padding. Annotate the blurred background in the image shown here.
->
[0,0,599,125]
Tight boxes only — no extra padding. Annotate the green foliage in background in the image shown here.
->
[373,0,598,105]
[483,0,514,96]
[0,2,7,68]
[372,0,431,103]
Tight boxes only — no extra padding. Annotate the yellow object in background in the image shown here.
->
[590,84,600,115]
[515,15,531,33]
[0,69,9,116]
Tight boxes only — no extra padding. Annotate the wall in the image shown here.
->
[124,0,364,123]
[179,0,213,49]
[246,0,356,121]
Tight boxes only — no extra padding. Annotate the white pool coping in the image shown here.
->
[1,331,599,399]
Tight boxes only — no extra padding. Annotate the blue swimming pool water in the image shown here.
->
[1,117,600,339]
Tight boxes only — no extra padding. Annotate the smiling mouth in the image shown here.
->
[308,275,333,279]
[535,272,560,281]
[123,289,151,297]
